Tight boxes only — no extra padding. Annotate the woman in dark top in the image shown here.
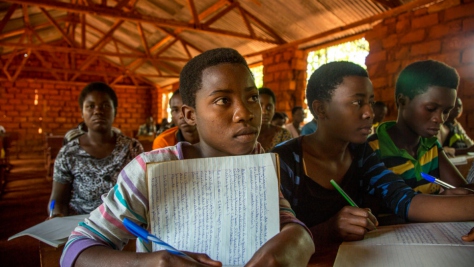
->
[272,61,474,245]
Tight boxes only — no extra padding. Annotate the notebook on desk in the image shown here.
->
[334,222,474,267]
[145,153,280,266]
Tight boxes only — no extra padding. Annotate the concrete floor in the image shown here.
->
[0,158,52,267]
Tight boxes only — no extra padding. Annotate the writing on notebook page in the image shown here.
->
[147,154,280,266]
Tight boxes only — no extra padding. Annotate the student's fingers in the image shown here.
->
[365,208,379,228]
[148,251,220,267]
[333,207,372,240]
[461,227,474,242]
[185,251,222,266]
[440,188,473,195]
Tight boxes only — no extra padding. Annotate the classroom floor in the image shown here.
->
[0,157,52,267]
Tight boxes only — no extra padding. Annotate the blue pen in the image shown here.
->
[421,173,456,189]
[49,200,55,218]
[421,172,474,193]
[122,218,194,261]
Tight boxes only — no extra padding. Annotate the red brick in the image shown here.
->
[371,77,388,89]
[428,20,462,39]
[456,64,474,78]
[464,17,474,31]
[414,7,428,16]
[382,34,398,49]
[411,40,441,56]
[444,2,474,21]
[428,52,461,67]
[412,13,438,29]
[385,61,402,74]
[462,48,474,63]
[366,50,386,65]
[400,29,426,44]
[442,34,474,51]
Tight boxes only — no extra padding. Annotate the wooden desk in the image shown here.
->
[449,155,474,178]
[40,241,339,267]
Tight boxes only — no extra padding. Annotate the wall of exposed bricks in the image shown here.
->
[0,53,161,156]
[365,0,474,136]
[261,46,308,117]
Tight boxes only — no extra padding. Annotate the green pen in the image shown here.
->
[330,179,358,207]
[330,179,377,230]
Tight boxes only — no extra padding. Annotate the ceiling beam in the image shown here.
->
[369,0,404,9]
[0,4,18,33]
[4,0,282,44]
[245,0,439,57]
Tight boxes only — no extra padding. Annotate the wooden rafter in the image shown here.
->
[40,8,76,47]
[203,1,237,27]
[11,48,31,81]
[237,4,285,44]
[90,20,125,50]
[32,50,62,80]
[187,0,200,26]
[238,5,255,38]
[0,4,18,33]
[5,0,283,44]
[22,4,32,43]
[114,0,132,10]
[137,23,150,57]
[370,0,404,8]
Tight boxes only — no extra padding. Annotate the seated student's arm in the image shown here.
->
[438,148,474,191]
[361,144,474,241]
[48,181,71,217]
[246,194,315,267]
[61,153,221,267]
[48,147,73,217]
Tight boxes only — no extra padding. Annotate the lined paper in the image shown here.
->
[334,222,474,267]
[146,154,280,266]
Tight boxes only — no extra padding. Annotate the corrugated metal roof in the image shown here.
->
[0,0,424,87]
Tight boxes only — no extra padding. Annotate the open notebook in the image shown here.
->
[145,153,280,266]
[8,214,88,247]
[334,221,474,267]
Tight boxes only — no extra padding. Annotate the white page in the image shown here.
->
[347,222,474,246]
[334,222,474,267]
[147,154,280,266]
[8,214,88,247]
[449,156,468,165]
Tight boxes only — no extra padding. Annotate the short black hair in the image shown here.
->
[272,112,284,121]
[78,82,118,115]
[169,89,180,105]
[395,60,459,103]
[306,61,368,116]
[258,87,276,104]
[373,101,386,109]
[179,48,251,108]
[291,106,303,115]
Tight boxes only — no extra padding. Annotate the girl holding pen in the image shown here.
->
[271,61,474,247]
[60,48,315,267]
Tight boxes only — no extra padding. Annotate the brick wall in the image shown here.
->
[0,52,160,157]
[262,46,308,116]
[365,0,474,136]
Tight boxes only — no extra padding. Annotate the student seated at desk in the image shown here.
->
[439,97,474,157]
[152,89,199,149]
[271,61,474,245]
[367,60,473,194]
[61,48,314,267]
[48,82,143,216]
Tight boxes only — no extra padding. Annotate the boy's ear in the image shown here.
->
[396,94,408,107]
[312,100,326,120]
[182,104,197,126]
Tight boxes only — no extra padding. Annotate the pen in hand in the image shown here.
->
[49,200,55,218]
[122,218,195,261]
[421,173,474,193]
[330,179,377,230]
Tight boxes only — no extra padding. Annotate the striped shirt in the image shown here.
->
[367,121,441,194]
[271,137,418,228]
[61,142,309,267]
